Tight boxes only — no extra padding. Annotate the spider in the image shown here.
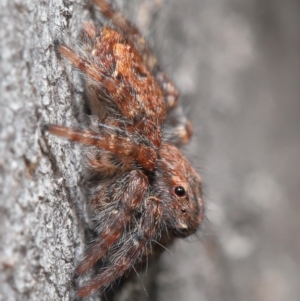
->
[45,0,204,297]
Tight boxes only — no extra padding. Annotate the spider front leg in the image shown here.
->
[78,196,163,298]
[76,170,148,275]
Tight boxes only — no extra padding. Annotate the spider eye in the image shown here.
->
[174,186,186,197]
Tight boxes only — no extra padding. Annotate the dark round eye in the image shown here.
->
[174,186,186,197]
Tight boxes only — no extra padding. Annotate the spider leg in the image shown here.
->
[59,45,104,82]
[87,150,125,177]
[45,124,157,170]
[76,170,148,275]
[77,197,163,298]
[82,21,97,39]
[163,107,194,146]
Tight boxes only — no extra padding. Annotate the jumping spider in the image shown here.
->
[45,0,204,297]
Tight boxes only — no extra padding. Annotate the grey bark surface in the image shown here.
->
[1,0,300,301]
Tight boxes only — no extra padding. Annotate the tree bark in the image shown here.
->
[0,0,88,300]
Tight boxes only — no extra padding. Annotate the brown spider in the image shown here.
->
[45,0,204,297]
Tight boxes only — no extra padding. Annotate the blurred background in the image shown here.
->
[144,0,300,300]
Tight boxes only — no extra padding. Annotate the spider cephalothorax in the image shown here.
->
[46,0,204,297]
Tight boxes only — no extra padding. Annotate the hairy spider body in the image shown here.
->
[46,0,204,297]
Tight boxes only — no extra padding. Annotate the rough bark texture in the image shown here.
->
[1,0,300,301]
